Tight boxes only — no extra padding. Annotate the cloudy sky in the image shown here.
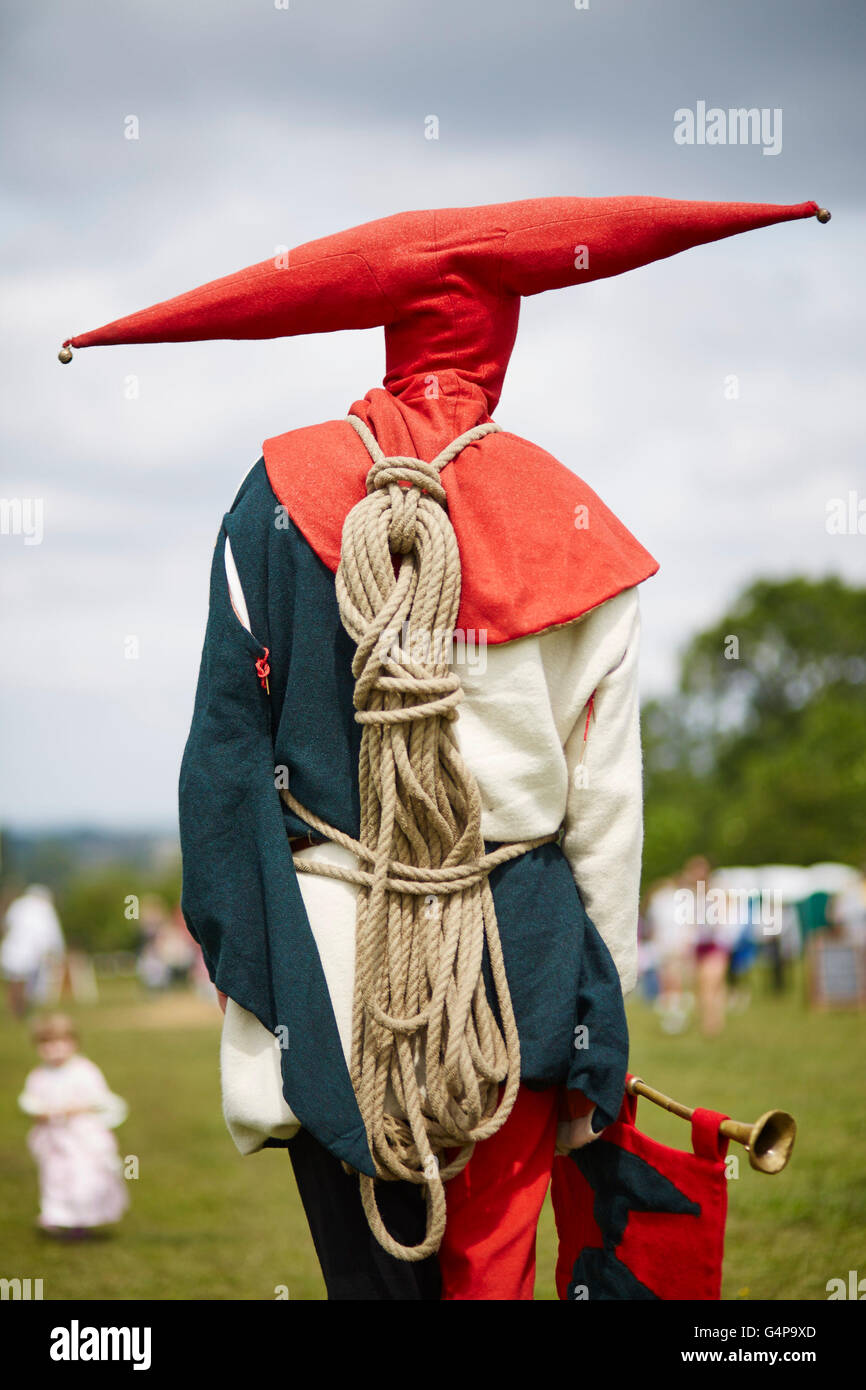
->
[2,0,864,830]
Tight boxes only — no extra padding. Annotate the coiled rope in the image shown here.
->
[281,414,555,1260]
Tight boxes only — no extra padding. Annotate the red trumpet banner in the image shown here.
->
[551,1076,731,1300]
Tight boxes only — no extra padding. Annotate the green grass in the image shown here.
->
[1,970,863,1300]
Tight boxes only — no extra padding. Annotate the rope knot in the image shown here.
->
[365,455,448,556]
[365,454,446,500]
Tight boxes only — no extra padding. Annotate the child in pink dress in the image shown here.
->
[18,1014,129,1236]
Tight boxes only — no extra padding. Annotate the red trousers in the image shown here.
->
[438,1084,560,1300]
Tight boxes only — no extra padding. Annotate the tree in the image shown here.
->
[642,577,866,885]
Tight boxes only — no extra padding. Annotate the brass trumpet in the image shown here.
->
[626,1076,796,1174]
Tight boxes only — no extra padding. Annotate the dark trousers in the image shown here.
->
[288,1127,442,1300]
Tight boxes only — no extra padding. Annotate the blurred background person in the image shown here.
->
[1,883,66,1018]
[135,893,172,992]
[636,895,661,1005]
[18,1013,129,1238]
[725,890,760,1016]
[646,874,694,1034]
[159,908,197,989]
[135,893,196,992]
[681,855,732,1038]
[171,901,213,1000]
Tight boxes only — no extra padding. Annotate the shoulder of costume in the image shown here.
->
[221,456,293,568]
[225,455,280,518]
[262,419,658,646]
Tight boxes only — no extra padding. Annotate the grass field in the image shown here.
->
[1,970,863,1301]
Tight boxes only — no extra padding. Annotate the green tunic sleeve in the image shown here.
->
[178,460,373,1174]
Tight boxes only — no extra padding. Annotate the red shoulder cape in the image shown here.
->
[262,418,658,645]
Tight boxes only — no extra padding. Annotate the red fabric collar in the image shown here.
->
[263,389,658,645]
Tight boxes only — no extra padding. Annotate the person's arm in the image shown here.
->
[178,505,280,1002]
[18,1077,50,1120]
[208,532,262,1019]
[561,587,644,998]
[554,587,643,1144]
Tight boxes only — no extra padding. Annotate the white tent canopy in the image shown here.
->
[711,863,861,902]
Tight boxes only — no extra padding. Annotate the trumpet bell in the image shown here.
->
[745,1110,797,1173]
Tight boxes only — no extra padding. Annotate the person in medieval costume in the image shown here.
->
[59,194,828,1300]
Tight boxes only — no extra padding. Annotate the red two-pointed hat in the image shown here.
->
[61,195,829,641]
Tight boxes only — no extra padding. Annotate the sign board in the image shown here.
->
[807,937,866,1009]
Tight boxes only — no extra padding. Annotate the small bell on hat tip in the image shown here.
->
[816,208,831,223]
[58,344,73,363]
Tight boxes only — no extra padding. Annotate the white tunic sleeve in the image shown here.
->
[560,588,643,996]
